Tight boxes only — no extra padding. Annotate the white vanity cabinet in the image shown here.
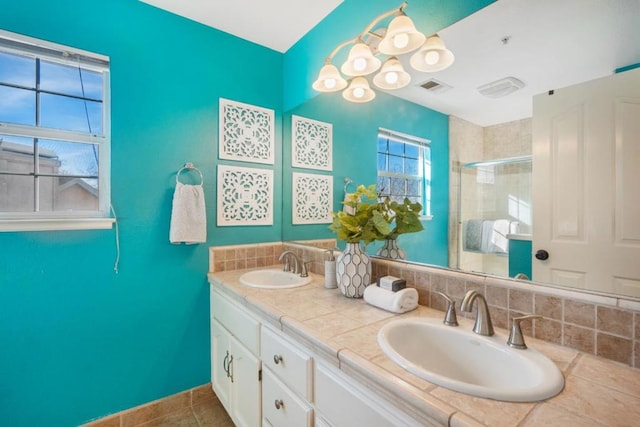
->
[260,325,314,427]
[210,288,261,427]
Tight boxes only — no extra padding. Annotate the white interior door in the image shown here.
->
[532,68,640,296]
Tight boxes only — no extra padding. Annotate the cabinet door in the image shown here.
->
[211,319,231,410]
[229,335,261,427]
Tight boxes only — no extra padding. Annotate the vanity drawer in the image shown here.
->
[261,325,313,401]
[211,289,260,355]
[262,367,313,427]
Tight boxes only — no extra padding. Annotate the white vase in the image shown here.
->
[376,239,407,260]
[336,242,371,298]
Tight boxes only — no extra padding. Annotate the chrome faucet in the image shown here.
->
[460,290,494,336]
[278,251,301,274]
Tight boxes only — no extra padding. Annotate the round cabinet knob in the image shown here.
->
[273,354,283,364]
[274,399,284,410]
[535,249,550,261]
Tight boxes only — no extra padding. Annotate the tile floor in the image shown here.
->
[135,396,234,427]
[85,384,233,427]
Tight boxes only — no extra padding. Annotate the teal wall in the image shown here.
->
[282,92,450,267]
[0,0,496,425]
[509,239,533,279]
[0,0,282,425]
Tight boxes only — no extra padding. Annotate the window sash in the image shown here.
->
[0,30,110,226]
[377,129,431,216]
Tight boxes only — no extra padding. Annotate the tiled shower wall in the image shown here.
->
[448,116,532,271]
[211,241,640,369]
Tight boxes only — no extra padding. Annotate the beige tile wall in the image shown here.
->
[279,241,640,369]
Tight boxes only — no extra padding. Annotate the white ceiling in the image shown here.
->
[395,0,640,126]
[140,0,640,127]
[140,0,343,53]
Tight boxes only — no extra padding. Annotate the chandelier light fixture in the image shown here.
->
[312,1,455,103]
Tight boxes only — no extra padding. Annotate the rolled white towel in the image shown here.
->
[363,285,418,314]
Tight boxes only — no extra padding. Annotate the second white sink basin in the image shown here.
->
[239,268,312,289]
[378,317,564,402]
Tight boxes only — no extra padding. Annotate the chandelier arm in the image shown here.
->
[359,1,407,38]
[322,1,408,63]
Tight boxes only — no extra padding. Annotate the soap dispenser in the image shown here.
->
[324,248,338,289]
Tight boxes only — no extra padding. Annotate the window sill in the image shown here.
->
[0,218,115,232]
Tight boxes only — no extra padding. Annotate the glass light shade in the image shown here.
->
[373,57,411,90]
[312,63,348,92]
[409,35,455,72]
[377,15,426,55]
[340,43,381,76]
[342,77,376,103]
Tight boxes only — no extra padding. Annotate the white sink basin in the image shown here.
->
[378,317,564,402]
[239,268,312,289]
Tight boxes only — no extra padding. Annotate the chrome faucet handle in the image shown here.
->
[435,291,458,326]
[300,261,311,277]
[507,314,542,349]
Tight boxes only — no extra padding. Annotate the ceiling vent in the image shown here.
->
[419,78,452,94]
[477,77,525,98]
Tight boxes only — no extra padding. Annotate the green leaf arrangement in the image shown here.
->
[329,184,424,244]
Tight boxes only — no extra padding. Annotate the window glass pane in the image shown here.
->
[390,177,405,195]
[377,153,387,171]
[39,93,102,134]
[39,176,99,212]
[377,176,390,194]
[0,85,35,125]
[0,51,35,87]
[0,134,34,173]
[405,144,419,159]
[388,140,404,156]
[38,139,98,177]
[407,179,420,196]
[377,137,388,153]
[40,61,103,100]
[405,157,419,175]
[388,155,403,173]
[0,174,34,212]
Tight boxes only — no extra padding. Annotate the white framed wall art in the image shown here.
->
[292,115,332,171]
[292,172,333,224]
[217,165,274,226]
[219,98,275,164]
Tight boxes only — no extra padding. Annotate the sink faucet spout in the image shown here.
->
[278,251,300,274]
[460,290,495,336]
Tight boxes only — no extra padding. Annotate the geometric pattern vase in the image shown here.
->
[376,239,407,260]
[336,242,371,298]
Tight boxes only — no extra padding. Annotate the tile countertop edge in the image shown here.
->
[338,349,457,426]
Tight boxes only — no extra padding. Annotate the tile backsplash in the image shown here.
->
[210,241,640,369]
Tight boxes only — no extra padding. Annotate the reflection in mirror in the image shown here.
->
[456,156,531,279]
[283,0,640,300]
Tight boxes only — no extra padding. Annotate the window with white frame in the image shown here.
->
[376,128,431,217]
[0,30,111,231]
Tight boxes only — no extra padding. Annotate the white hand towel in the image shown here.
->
[363,285,418,313]
[169,182,207,244]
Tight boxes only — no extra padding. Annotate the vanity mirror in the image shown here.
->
[281,0,640,299]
